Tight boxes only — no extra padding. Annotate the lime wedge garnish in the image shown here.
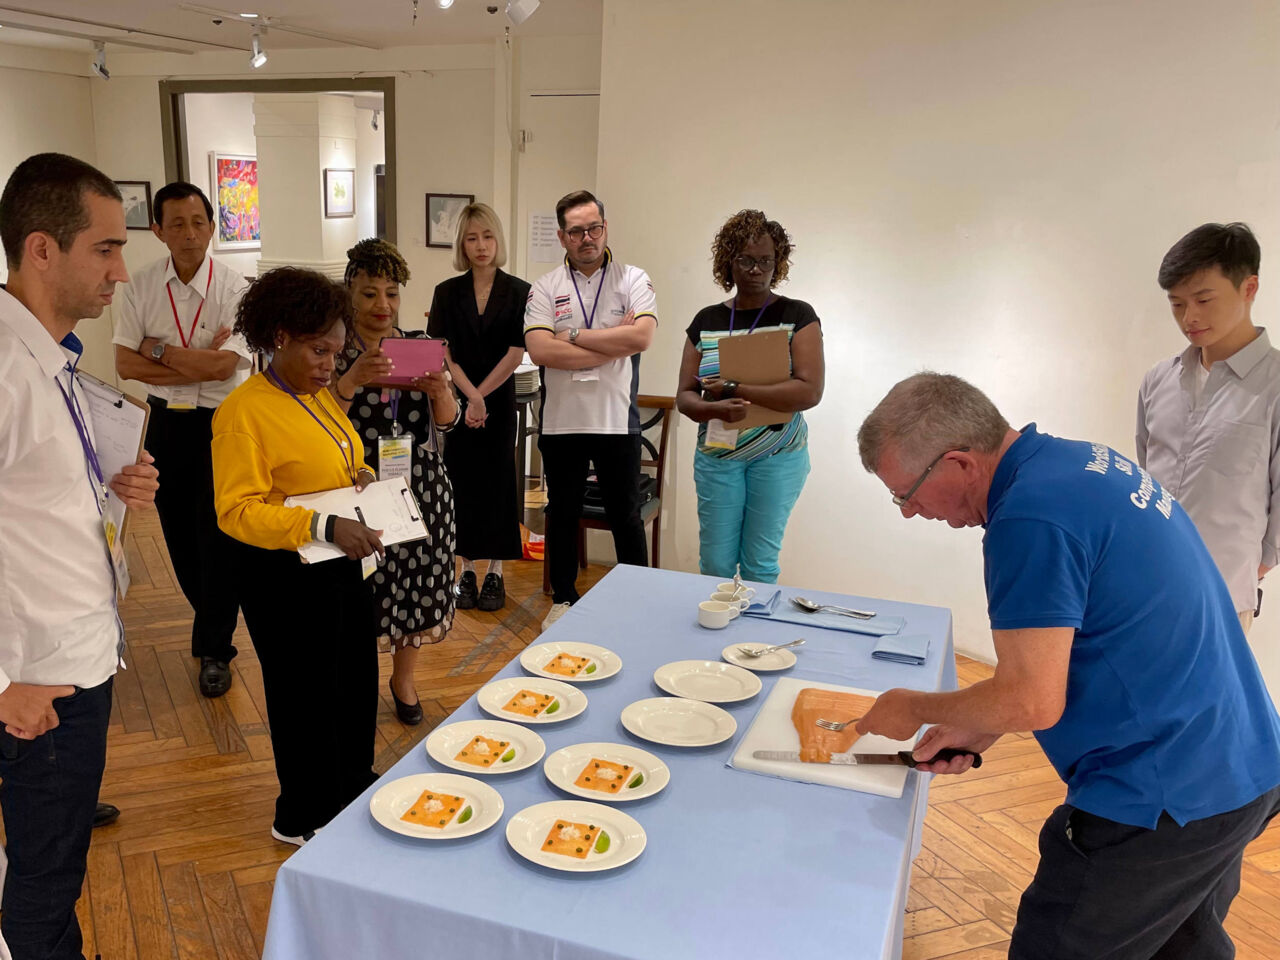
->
[457,806,473,824]
[594,830,610,854]
[500,748,516,763]
[585,663,597,674]
[627,773,644,789]
[545,699,560,714]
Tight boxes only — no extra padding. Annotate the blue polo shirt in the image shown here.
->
[984,424,1280,828]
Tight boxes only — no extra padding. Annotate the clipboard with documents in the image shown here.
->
[285,476,429,564]
[716,328,793,430]
[76,371,150,597]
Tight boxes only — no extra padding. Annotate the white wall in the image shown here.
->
[354,106,386,242]
[596,0,1280,672]
[183,92,259,278]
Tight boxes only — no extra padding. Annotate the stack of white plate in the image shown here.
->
[515,367,540,395]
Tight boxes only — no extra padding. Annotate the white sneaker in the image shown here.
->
[271,825,320,847]
[541,602,571,632]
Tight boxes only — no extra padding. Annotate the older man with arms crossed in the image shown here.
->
[855,372,1280,960]
[0,153,159,960]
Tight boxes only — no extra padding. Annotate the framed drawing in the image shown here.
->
[209,152,261,251]
[324,168,355,218]
[426,193,474,248]
[115,181,153,230]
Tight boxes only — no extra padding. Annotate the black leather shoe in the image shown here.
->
[389,680,423,725]
[93,802,120,828]
[454,570,478,609]
[477,572,506,611]
[199,658,232,698]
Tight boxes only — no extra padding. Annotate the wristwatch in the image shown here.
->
[150,342,166,363]
[722,380,739,399]
[568,327,581,344]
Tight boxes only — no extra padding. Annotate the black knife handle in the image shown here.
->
[898,748,984,769]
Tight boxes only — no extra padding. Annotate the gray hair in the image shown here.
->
[857,372,1011,473]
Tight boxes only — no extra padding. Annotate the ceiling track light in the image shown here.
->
[91,40,109,80]
[249,28,267,68]
[436,0,454,8]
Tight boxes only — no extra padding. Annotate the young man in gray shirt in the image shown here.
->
[1137,222,1280,632]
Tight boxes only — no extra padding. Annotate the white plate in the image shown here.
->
[506,800,647,873]
[477,676,587,724]
[620,696,738,747]
[369,773,503,839]
[543,742,670,802]
[519,641,622,683]
[652,659,762,703]
[424,719,546,775]
[721,643,797,672]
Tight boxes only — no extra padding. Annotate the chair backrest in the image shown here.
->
[635,394,675,494]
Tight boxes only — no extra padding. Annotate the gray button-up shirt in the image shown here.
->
[1137,328,1280,613]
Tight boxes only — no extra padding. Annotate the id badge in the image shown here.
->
[704,418,738,450]
[103,514,131,599]
[377,434,413,481]
[361,553,377,580]
[572,367,601,382]
[168,383,200,411]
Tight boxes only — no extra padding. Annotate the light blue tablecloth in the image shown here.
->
[262,566,957,960]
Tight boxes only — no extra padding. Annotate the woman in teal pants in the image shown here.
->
[676,209,824,583]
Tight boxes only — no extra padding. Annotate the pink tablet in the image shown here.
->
[374,337,447,386]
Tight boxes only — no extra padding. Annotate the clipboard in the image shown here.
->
[285,476,430,564]
[716,329,792,429]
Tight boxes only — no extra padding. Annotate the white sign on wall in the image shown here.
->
[529,212,561,263]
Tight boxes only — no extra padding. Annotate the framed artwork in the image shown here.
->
[426,193,474,248]
[324,168,355,218]
[209,152,261,251]
[115,181,152,230]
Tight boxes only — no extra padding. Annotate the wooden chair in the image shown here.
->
[541,395,676,595]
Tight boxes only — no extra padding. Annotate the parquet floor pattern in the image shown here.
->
[8,510,1279,959]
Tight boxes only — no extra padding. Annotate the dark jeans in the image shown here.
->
[539,432,648,604]
[0,677,113,960]
[1011,785,1280,960]
[146,399,239,662]
[230,540,378,836]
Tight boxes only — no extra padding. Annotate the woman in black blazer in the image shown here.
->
[427,202,530,611]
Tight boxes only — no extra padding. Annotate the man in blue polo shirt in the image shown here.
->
[855,371,1280,959]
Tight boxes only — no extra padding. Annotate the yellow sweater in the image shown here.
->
[212,372,367,551]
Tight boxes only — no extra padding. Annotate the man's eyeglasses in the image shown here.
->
[733,255,776,272]
[564,224,605,242]
[891,447,970,507]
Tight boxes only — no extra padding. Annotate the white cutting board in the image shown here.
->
[730,677,919,798]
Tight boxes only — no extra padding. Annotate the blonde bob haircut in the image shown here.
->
[452,202,508,272]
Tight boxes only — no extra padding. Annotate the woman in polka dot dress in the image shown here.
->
[330,238,462,725]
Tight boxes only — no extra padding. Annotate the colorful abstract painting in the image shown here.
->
[210,152,260,250]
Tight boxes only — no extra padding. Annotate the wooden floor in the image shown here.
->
[14,509,1280,959]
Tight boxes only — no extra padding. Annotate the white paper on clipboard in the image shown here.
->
[285,476,429,564]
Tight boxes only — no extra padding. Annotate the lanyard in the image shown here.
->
[729,295,773,335]
[266,365,358,483]
[53,365,108,514]
[165,258,214,348]
[567,258,609,330]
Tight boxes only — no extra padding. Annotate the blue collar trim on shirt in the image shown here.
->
[986,422,1049,524]
[59,331,84,372]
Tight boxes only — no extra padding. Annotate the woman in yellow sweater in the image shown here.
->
[212,267,384,845]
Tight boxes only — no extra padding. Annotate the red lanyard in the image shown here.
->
[165,258,214,348]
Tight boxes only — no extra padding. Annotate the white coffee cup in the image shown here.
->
[698,600,739,629]
[710,591,750,610]
[717,582,755,601]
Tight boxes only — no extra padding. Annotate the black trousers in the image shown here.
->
[539,432,647,604]
[230,541,378,836]
[1010,786,1280,959]
[0,677,113,960]
[146,400,239,662]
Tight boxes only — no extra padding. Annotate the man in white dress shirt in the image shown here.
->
[0,153,159,960]
[113,182,251,697]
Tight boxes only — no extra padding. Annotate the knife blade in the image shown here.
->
[752,748,983,768]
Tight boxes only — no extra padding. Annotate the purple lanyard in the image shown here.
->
[54,365,108,514]
[266,365,357,482]
[729,295,773,334]
[568,258,609,329]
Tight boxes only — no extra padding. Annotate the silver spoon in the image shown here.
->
[737,638,806,659]
[791,596,876,619]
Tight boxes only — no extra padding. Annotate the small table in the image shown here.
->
[262,566,956,960]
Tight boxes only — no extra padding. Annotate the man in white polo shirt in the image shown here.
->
[524,190,658,630]
[113,182,251,697]
[0,152,159,960]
